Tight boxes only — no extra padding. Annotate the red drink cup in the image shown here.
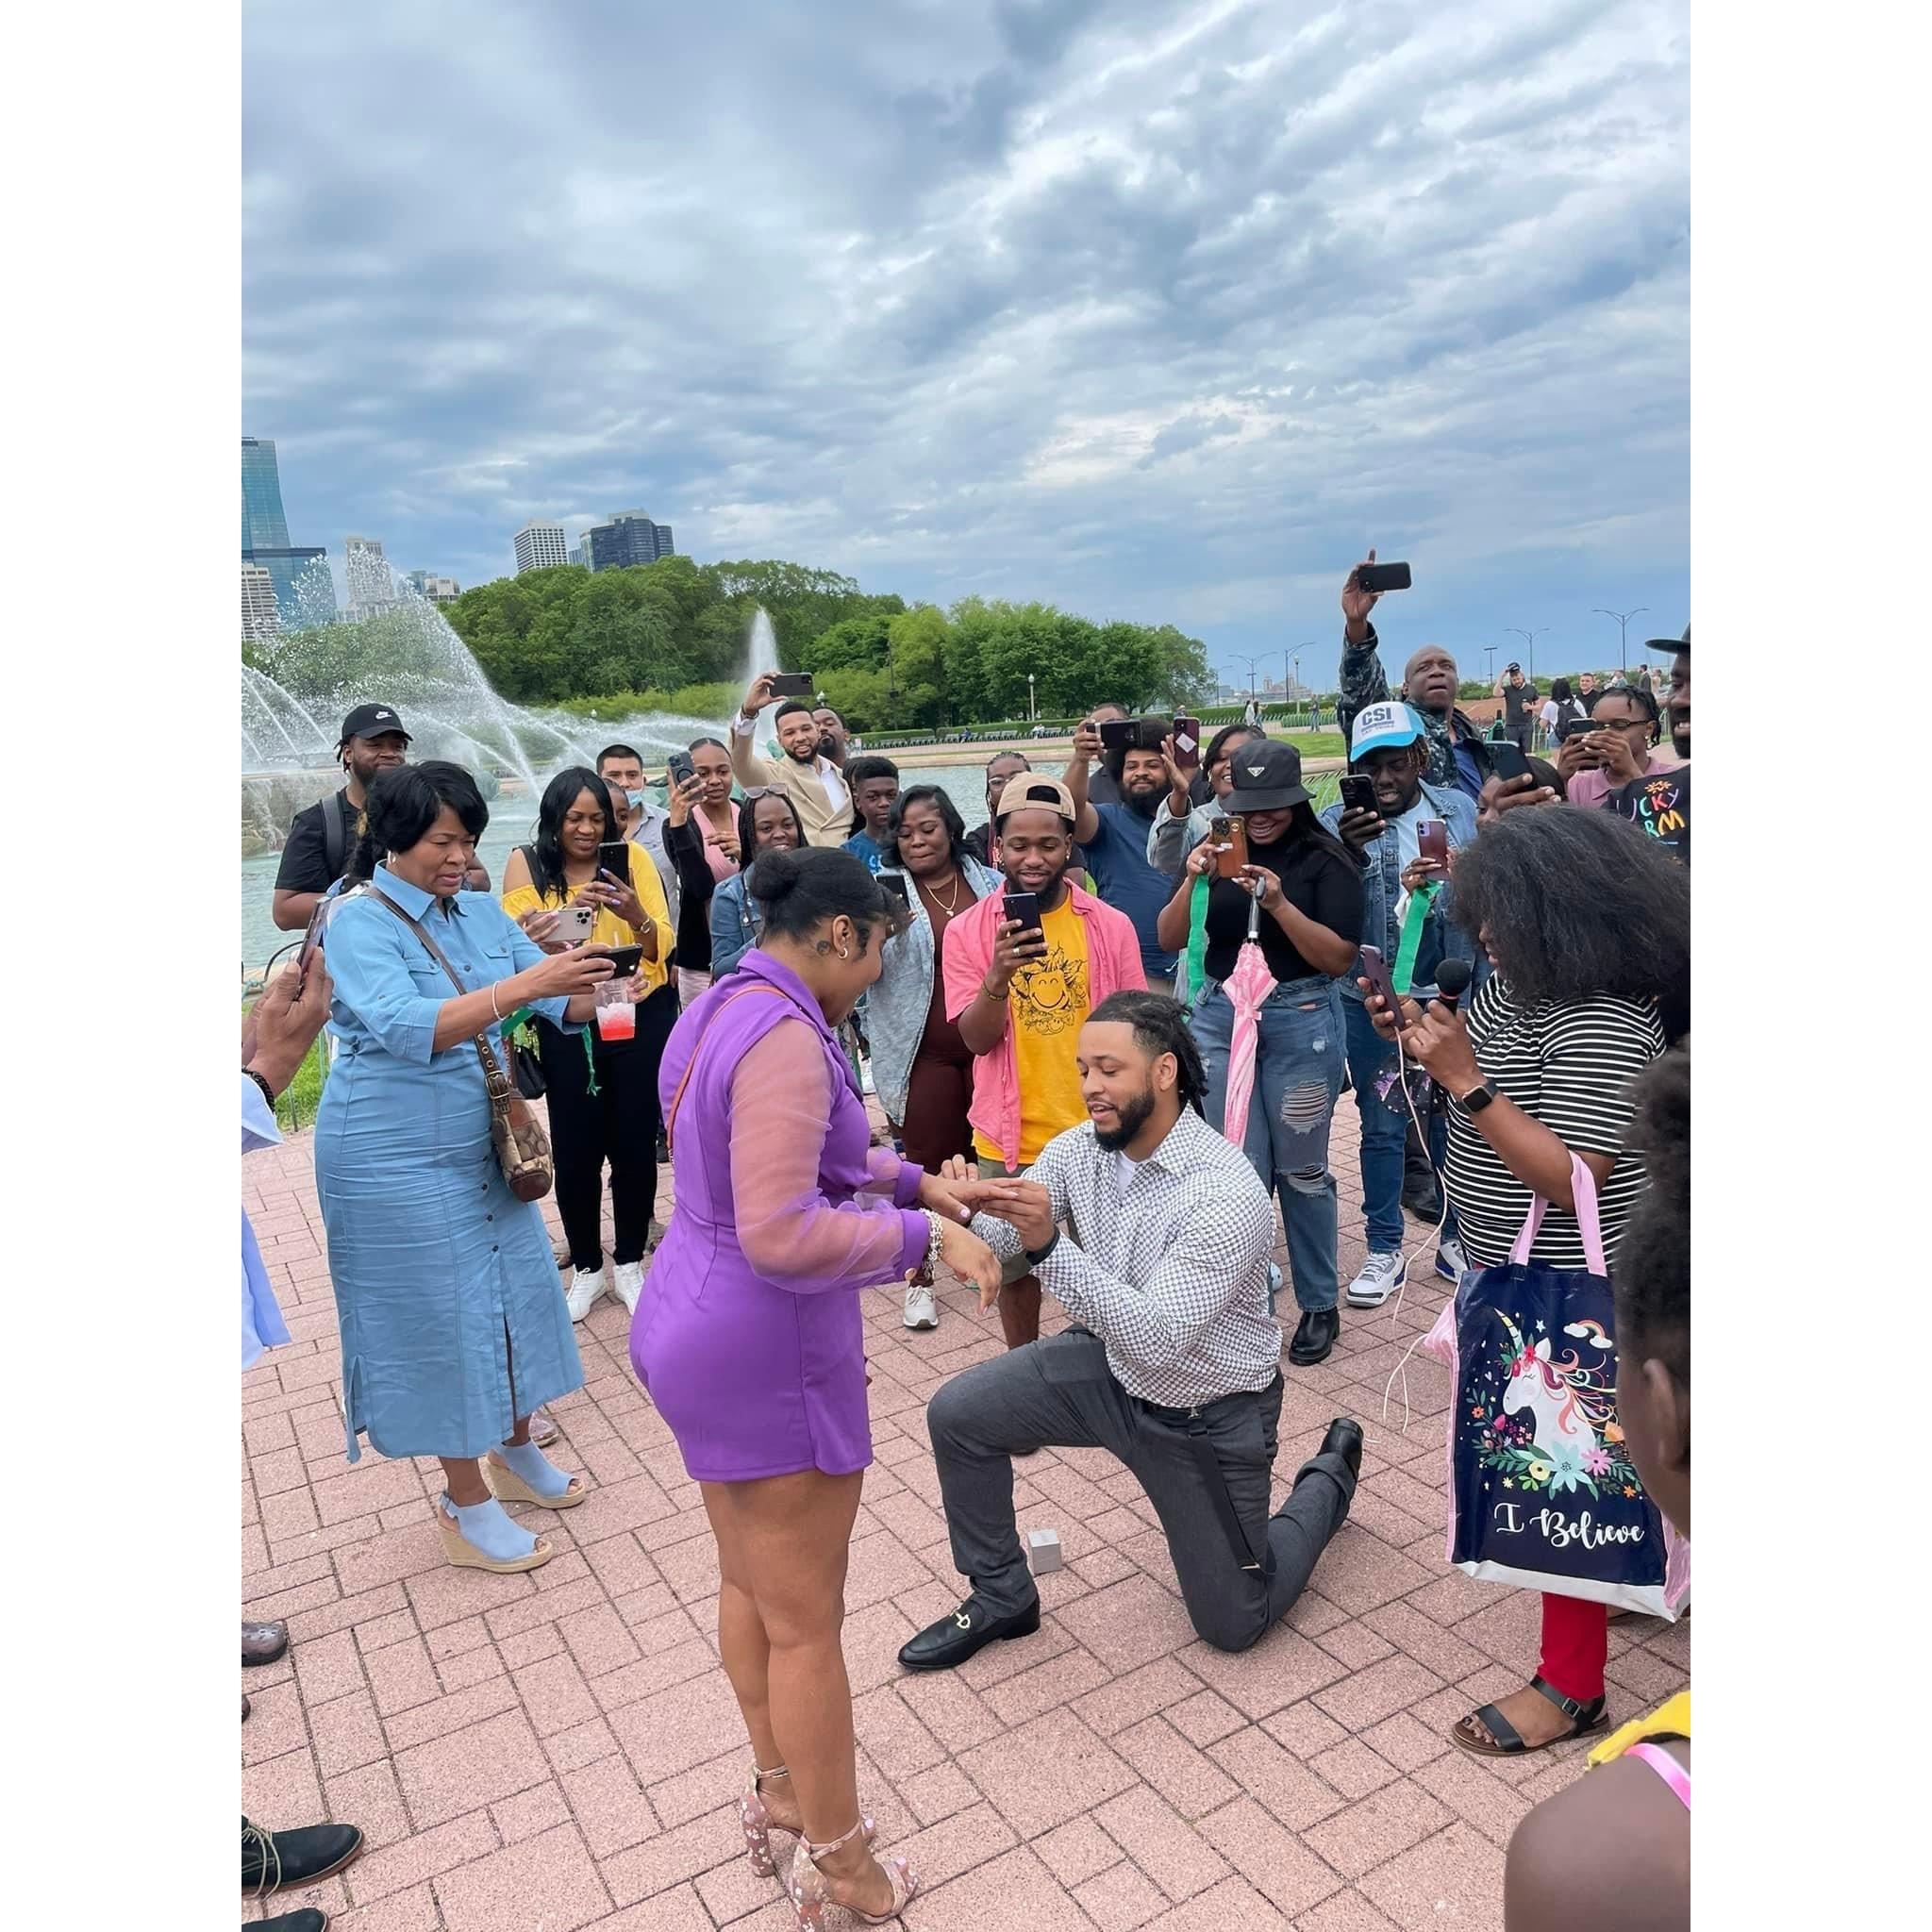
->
[594,980,636,1041]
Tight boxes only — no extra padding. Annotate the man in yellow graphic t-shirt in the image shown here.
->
[944,774,1146,1348]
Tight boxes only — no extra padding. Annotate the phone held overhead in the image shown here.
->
[1354,560,1412,595]
[767,672,814,700]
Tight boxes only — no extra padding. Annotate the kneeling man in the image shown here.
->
[898,991,1362,1670]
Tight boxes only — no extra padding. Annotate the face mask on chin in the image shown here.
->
[625,791,646,810]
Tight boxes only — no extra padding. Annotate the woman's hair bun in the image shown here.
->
[746,845,806,906]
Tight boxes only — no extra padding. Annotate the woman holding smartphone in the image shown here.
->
[863,785,1002,1330]
[709,790,807,977]
[1154,741,1364,1367]
[1364,807,1685,1761]
[320,763,615,1574]
[662,737,742,1004]
[503,766,673,1323]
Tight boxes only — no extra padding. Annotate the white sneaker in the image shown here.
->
[1346,1250,1407,1308]
[612,1260,644,1315]
[564,1266,606,1322]
[1435,1238,1469,1282]
[904,1281,939,1330]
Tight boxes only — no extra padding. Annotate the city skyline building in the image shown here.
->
[242,436,335,625]
[344,534,397,616]
[242,563,282,641]
[513,519,571,574]
[583,509,676,571]
[405,569,461,606]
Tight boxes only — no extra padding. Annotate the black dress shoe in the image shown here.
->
[1289,1308,1341,1366]
[243,1618,291,1667]
[1319,1417,1365,1479]
[258,1914,329,1932]
[242,1819,365,1897]
[897,1594,1041,1673]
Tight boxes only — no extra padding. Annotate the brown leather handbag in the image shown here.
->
[372,890,555,1202]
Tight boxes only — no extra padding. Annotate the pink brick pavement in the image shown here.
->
[242,1106,1687,1931]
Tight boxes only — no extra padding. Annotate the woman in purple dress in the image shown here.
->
[633,848,997,1926]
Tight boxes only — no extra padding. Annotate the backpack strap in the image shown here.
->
[324,789,352,884]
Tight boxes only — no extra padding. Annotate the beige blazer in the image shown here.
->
[728,724,855,847]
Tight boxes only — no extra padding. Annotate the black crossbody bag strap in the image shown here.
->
[1179,1409,1274,1577]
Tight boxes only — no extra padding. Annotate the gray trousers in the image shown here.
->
[925,1329,1357,1654]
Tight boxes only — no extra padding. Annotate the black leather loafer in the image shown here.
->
[897,1594,1041,1673]
[1289,1308,1341,1366]
[1319,1417,1364,1479]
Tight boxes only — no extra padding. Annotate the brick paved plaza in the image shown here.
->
[242,1112,1689,1932]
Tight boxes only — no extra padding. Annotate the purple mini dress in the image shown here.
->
[631,951,927,1481]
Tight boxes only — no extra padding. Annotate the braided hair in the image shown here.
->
[1089,991,1209,1118]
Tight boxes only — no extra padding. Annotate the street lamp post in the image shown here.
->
[1484,644,1497,685]
[1027,674,1036,723]
[1591,607,1648,675]
[1506,627,1549,684]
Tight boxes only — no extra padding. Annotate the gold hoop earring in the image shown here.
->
[838,946,851,960]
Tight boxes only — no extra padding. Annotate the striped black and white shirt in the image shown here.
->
[971,1107,1279,1407]
[1443,977,1666,1271]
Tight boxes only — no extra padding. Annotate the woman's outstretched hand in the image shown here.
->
[938,1218,1004,1310]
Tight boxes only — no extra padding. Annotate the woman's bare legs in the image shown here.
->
[440,1455,490,1506]
[700,1481,794,1830]
[704,1470,894,1915]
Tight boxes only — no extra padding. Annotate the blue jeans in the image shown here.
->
[1341,995,1461,1255]
[1343,995,1407,1253]
[1192,976,1344,1313]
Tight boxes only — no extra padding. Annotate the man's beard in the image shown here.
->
[785,742,817,764]
[1092,1079,1158,1152]
[818,735,838,760]
[1124,785,1162,820]
[1004,858,1069,899]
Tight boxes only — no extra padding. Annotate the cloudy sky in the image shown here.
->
[243,0,1689,686]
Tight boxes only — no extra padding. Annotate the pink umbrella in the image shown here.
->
[1218,891,1277,1147]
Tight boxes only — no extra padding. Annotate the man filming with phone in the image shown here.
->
[729,673,855,846]
[1321,702,1478,1306]
[1066,718,1182,995]
[941,774,1144,1350]
[1335,554,1493,801]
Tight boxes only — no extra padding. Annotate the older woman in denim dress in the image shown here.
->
[316,763,620,1575]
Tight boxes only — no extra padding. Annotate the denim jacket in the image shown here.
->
[1318,780,1478,1003]
[709,874,761,979]
[865,858,1003,1124]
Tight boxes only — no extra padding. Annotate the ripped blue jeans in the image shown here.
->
[1191,975,1345,1313]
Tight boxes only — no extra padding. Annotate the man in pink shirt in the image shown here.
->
[942,774,1145,1347]
[1557,687,1683,810]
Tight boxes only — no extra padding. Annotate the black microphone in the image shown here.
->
[1434,958,1474,1013]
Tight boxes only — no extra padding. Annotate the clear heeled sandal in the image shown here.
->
[786,1818,916,1928]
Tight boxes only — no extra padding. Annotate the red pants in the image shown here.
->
[1540,1592,1607,1702]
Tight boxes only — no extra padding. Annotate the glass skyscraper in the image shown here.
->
[242,437,335,625]
[583,510,676,571]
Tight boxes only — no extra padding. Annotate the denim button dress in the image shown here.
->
[313,866,585,1462]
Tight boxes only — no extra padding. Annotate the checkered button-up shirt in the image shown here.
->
[973,1106,1282,1407]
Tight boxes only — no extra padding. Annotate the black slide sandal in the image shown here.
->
[1450,1673,1609,1757]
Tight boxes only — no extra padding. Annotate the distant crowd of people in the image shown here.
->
[241,555,1691,1931]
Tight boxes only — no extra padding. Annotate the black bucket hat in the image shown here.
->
[1223,740,1310,813]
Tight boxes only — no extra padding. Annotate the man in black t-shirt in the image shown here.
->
[1493,664,1536,754]
[272,704,433,930]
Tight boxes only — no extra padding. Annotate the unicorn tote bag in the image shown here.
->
[1423,1155,1684,1619]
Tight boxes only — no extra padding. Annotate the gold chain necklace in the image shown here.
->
[920,869,964,916]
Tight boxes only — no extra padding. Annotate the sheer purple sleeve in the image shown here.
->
[728,1024,926,1291]
[859,1142,925,1207]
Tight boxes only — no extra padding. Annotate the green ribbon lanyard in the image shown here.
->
[1391,879,1441,997]
[1179,873,1211,1008]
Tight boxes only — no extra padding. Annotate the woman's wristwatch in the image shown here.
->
[1457,1077,1500,1113]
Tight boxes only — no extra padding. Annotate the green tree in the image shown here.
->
[803,614,893,676]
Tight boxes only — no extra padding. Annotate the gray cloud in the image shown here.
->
[244,0,1690,676]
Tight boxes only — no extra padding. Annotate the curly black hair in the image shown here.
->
[1450,806,1689,1008]
[1089,991,1208,1117]
[1612,1043,1689,1388]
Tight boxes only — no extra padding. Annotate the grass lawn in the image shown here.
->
[242,995,330,1134]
